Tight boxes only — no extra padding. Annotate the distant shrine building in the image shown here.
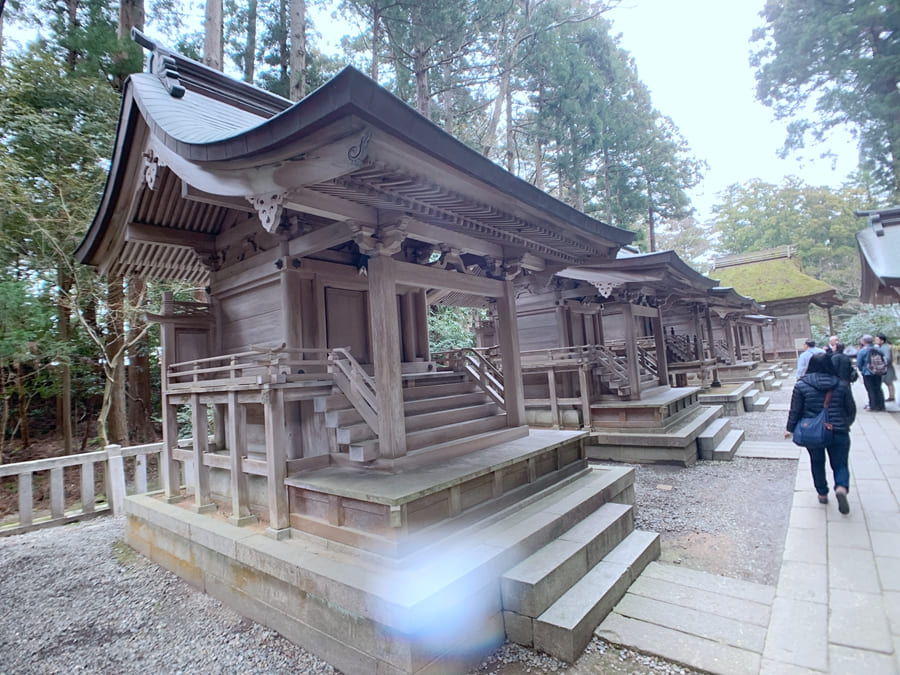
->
[711,247,843,358]
[75,34,779,673]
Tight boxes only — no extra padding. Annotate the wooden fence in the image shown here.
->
[0,442,163,537]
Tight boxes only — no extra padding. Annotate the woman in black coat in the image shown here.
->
[785,352,857,514]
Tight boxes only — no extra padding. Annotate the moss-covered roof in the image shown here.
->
[713,257,836,303]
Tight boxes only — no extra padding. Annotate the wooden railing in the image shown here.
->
[0,442,163,537]
[637,345,658,380]
[434,348,506,408]
[167,345,331,391]
[328,348,380,434]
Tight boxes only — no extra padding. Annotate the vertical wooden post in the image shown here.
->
[159,292,181,501]
[414,289,430,362]
[623,302,640,399]
[18,473,33,527]
[106,444,127,516]
[692,304,704,360]
[401,291,417,363]
[724,317,736,363]
[226,390,256,525]
[547,369,559,429]
[81,460,95,514]
[705,305,721,387]
[497,280,525,427]
[263,386,290,538]
[50,466,65,519]
[758,325,768,362]
[190,394,215,513]
[578,366,591,430]
[367,255,407,458]
[654,306,669,387]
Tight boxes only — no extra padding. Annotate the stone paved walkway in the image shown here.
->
[596,383,900,674]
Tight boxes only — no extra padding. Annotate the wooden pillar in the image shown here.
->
[159,292,181,501]
[758,325,768,362]
[623,303,640,399]
[654,306,669,387]
[705,305,721,387]
[226,390,256,526]
[401,291,417,362]
[415,289,430,362]
[367,255,407,458]
[547,369,559,429]
[190,393,215,513]
[724,317,736,363]
[692,304,704,360]
[497,280,526,426]
[263,386,290,538]
[578,366,591,430]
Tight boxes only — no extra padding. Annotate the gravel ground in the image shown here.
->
[0,380,799,675]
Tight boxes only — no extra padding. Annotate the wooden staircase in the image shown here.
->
[319,371,526,463]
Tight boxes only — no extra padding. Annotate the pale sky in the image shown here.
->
[605,0,859,221]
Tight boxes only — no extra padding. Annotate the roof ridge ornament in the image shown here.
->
[131,28,185,99]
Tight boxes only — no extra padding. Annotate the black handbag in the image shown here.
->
[793,389,834,447]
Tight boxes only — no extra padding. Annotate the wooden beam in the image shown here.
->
[182,182,257,213]
[393,259,506,296]
[287,186,377,222]
[287,221,356,259]
[401,217,504,258]
[126,222,216,256]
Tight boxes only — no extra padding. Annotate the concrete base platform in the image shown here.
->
[698,381,754,416]
[586,405,724,466]
[125,451,639,674]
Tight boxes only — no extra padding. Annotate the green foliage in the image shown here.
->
[428,305,479,353]
[752,0,900,198]
[838,305,900,347]
[712,178,870,297]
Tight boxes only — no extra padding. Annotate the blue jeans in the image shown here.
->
[807,431,850,495]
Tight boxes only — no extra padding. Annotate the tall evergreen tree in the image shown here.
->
[752,0,900,198]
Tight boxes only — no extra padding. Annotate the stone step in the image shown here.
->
[501,502,633,619]
[751,396,770,412]
[595,561,774,675]
[696,418,730,459]
[532,530,660,663]
[712,428,745,461]
[741,388,760,410]
[761,374,776,391]
[770,379,783,390]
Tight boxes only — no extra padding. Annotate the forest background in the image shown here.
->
[0,0,898,463]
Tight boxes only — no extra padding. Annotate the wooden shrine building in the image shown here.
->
[712,247,843,358]
[473,249,767,465]
[75,33,662,672]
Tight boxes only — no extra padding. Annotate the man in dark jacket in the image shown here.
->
[857,334,885,411]
[786,353,857,514]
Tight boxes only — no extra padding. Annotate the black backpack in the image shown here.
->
[868,349,888,376]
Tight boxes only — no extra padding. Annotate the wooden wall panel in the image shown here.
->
[517,309,559,351]
[219,281,280,352]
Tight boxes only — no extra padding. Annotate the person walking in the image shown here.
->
[875,333,895,402]
[857,334,886,411]
[786,353,857,514]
